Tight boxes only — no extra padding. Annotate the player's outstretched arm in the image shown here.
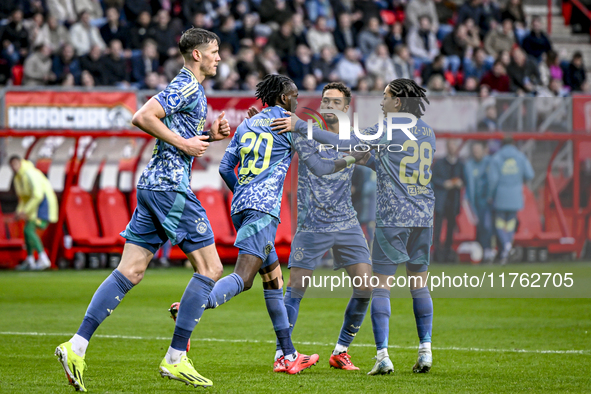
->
[132,97,210,157]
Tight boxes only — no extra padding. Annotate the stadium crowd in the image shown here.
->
[0,0,587,95]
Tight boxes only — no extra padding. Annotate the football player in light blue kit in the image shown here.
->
[274,78,436,375]
[487,134,534,265]
[282,82,373,371]
[209,74,320,374]
[55,28,231,391]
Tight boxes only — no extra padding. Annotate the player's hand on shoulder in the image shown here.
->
[271,111,300,135]
[182,135,210,157]
[246,106,259,119]
[209,111,231,141]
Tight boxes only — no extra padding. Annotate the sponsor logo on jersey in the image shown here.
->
[167,93,182,109]
[195,218,208,234]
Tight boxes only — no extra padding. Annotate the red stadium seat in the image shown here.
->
[0,202,27,268]
[11,65,23,86]
[196,188,235,245]
[515,186,561,243]
[129,188,137,214]
[64,187,122,257]
[97,188,130,244]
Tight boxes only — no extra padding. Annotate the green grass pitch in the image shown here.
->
[1,264,590,393]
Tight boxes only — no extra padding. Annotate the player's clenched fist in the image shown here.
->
[182,135,210,157]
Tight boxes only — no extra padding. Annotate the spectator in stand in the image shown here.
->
[407,15,439,70]
[1,9,30,63]
[421,54,446,85]
[432,139,465,263]
[100,7,130,48]
[335,47,365,88]
[34,15,70,55]
[357,16,384,57]
[539,50,563,87]
[76,0,104,20]
[237,13,257,42]
[260,0,294,25]
[52,43,81,85]
[434,0,457,39]
[306,0,335,29]
[242,72,261,91]
[392,44,415,79]
[498,48,511,67]
[312,45,338,84]
[501,0,525,26]
[457,0,483,26]
[307,16,335,54]
[267,20,297,61]
[291,13,309,47]
[366,43,396,82]
[215,43,236,82]
[354,0,382,26]
[46,0,77,24]
[464,18,482,48]
[564,51,586,92]
[479,0,501,36]
[129,11,153,50]
[506,46,541,93]
[100,39,128,86]
[441,23,470,73]
[236,47,259,80]
[182,0,213,26]
[131,39,159,85]
[163,49,184,81]
[487,134,534,265]
[302,73,318,91]
[287,44,313,88]
[23,44,55,85]
[333,12,357,53]
[501,0,526,43]
[427,73,448,92]
[462,76,480,92]
[81,69,95,87]
[405,0,439,33]
[484,19,515,58]
[70,11,106,56]
[258,46,283,76]
[214,15,240,54]
[23,12,44,48]
[356,76,371,92]
[465,47,492,81]
[80,44,103,85]
[152,10,177,63]
[385,22,405,56]
[480,59,511,92]
[521,16,552,62]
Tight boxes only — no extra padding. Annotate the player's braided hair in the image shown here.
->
[387,78,430,118]
[255,74,295,107]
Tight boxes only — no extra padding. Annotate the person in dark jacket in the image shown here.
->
[432,139,465,263]
[130,39,159,84]
[564,51,586,92]
[333,12,357,53]
[100,39,128,86]
[521,17,552,62]
[506,47,541,93]
[480,60,511,92]
[100,7,130,48]
[52,43,82,85]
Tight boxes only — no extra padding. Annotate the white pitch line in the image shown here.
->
[1,331,589,355]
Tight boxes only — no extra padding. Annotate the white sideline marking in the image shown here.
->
[1,331,589,355]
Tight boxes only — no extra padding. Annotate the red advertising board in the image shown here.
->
[572,95,591,133]
[5,91,137,130]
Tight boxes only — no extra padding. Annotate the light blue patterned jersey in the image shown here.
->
[293,132,359,233]
[295,116,436,227]
[137,67,207,192]
[225,106,293,219]
[364,118,436,227]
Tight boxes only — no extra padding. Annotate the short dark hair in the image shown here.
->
[255,74,296,107]
[179,28,220,56]
[322,82,351,104]
[8,155,21,164]
[573,51,583,60]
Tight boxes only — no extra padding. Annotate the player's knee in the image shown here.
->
[117,266,145,285]
[204,262,224,282]
[242,276,254,291]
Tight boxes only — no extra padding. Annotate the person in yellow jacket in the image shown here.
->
[9,155,58,270]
